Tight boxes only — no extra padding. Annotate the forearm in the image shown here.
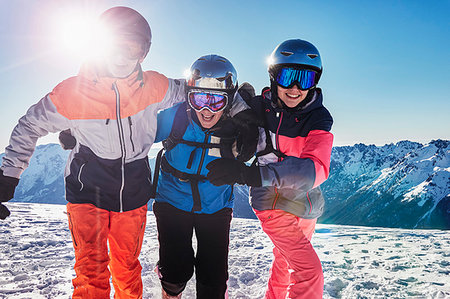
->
[259,156,315,191]
[1,95,70,178]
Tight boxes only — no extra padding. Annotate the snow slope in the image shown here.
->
[0,203,448,298]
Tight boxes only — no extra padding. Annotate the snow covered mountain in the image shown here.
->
[320,140,449,229]
[1,144,69,205]
[1,140,448,229]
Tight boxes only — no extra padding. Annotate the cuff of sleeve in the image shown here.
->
[1,167,23,179]
[245,165,262,187]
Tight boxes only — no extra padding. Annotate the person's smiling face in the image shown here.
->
[277,85,309,108]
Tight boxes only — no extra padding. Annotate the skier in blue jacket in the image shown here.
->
[153,55,258,298]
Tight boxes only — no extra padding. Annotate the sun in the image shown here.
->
[51,9,114,62]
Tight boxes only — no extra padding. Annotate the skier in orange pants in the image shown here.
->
[0,6,188,298]
[67,203,147,298]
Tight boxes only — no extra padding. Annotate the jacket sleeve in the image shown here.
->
[157,78,186,111]
[1,95,71,178]
[259,108,334,191]
[154,105,176,143]
[229,89,250,117]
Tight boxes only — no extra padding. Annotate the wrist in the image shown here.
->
[244,165,262,187]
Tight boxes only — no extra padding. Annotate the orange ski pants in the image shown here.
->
[67,203,147,299]
[254,209,323,299]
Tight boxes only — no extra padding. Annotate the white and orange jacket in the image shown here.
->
[1,65,186,212]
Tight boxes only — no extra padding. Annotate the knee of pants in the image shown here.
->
[196,280,227,299]
[161,280,187,296]
[195,264,228,287]
[157,261,194,287]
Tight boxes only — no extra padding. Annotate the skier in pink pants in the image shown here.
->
[207,39,333,298]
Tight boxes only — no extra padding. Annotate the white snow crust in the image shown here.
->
[0,203,449,298]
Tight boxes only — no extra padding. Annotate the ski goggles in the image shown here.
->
[188,90,229,113]
[274,67,318,90]
[110,39,145,60]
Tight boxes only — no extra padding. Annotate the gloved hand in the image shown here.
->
[206,158,262,187]
[59,129,77,150]
[232,109,261,162]
[0,169,19,220]
[237,82,256,104]
[0,203,11,220]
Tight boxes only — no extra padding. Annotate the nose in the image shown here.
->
[288,84,303,93]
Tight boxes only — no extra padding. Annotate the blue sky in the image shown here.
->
[0,0,449,150]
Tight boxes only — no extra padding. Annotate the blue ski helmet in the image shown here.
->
[186,54,238,112]
[187,55,238,91]
[268,39,322,84]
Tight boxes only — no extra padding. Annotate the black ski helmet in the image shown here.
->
[99,6,152,59]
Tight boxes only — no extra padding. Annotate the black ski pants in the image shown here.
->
[153,202,232,298]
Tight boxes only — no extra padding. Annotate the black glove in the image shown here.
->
[0,203,11,220]
[232,109,261,162]
[0,169,19,220]
[206,158,262,187]
[0,170,19,203]
[238,82,256,104]
[59,129,77,150]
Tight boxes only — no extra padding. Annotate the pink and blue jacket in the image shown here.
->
[247,88,333,219]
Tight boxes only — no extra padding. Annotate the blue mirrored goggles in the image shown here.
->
[275,67,318,90]
[188,90,228,113]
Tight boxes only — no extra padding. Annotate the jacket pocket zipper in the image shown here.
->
[78,163,86,191]
[134,220,145,256]
[128,116,135,152]
[67,213,78,248]
[306,191,313,215]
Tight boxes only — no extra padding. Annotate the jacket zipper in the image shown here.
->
[77,163,86,191]
[112,82,126,213]
[128,116,135,152]
[272,112,283,209]
[275,111,283,162]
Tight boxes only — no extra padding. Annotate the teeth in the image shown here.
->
[287,93,300,98]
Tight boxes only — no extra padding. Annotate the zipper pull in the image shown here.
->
[128,116,132,126]
[276,112,280,118]
[106,118,110,125]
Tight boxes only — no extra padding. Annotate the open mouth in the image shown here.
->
[201,114,214,121]
[286,93,301,99]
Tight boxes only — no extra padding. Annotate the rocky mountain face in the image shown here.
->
[2,140,448,229]
[320,140,449,229]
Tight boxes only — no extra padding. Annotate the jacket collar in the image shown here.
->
[78,62,144,88]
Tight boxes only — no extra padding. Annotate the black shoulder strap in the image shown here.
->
[150,148,165,199]
[252,108,286,166]
[162,102,190,152]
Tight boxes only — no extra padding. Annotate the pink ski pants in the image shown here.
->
[255,209,323,299]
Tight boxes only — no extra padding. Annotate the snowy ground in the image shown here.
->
[0,203,448,299]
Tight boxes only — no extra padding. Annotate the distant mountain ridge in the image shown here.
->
[1,140,448,229]
[320,140,449,229]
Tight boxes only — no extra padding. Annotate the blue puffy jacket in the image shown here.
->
[154,103,235,214]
